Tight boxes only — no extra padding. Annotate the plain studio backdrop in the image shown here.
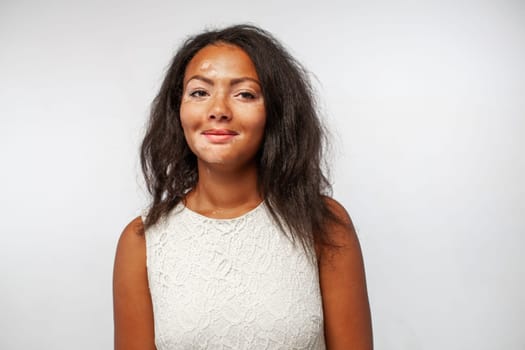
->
[1,0,523,349]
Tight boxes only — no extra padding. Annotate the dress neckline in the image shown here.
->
[180,200,266,222]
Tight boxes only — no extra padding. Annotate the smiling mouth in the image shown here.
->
[202,129,239,143]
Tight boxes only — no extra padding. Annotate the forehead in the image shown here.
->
[184,43,259,80]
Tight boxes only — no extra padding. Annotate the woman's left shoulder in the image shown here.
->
[318,196,373,349]
[321,196,358,248]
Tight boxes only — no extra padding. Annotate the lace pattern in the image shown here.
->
[145,202,326,349]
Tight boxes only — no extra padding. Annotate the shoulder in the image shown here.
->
[113,217,156,349]
[115,216,146,258]
[113,216,147,287]
[321,197,359,255]
[121,216,146,237]
[319,196,363,270]
[318,197,373,349]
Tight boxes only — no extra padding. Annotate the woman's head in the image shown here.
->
[180,43,266,170]
[142,24,335,249]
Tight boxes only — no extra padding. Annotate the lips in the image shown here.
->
[201,129,238,143]
[202,129,238,136]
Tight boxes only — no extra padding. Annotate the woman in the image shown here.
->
[113,24,372,349]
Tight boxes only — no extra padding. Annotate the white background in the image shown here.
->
[1,0,524,349]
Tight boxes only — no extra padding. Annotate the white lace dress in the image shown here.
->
[144,202,326,349]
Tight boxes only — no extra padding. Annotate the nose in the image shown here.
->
[208,94,232,121]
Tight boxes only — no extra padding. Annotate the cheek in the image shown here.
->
[253,112,267,138]
[243,104,266,131]
[179,104,190,130]
[179,103,201,134]
[179,107,197,152]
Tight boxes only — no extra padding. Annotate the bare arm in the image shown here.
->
[113,217,156,350]
[319,199,373,350]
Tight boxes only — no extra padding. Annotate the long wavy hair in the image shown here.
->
[141,24,340,251]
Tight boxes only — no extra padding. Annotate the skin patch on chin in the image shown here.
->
[194,141,227,164]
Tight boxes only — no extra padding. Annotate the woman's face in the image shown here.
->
[180,43,266,170]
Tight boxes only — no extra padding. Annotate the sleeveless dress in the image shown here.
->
[144,201,326,349]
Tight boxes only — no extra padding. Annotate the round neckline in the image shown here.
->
[180,200,266,222]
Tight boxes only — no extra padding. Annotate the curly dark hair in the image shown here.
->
[141,24,340,251]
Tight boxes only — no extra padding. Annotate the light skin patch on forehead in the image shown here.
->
[197,61,218,78]
[199,62,211,70]
[185,44,259,86]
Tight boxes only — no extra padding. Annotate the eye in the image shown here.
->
[189,89,208,98]
[237,91,256,99]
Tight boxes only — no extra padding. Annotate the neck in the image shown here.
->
[185,161,263,218]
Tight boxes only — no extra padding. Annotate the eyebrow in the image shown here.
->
[185,75,261,87]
